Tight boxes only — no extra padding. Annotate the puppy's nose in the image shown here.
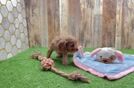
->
[103,60,108,63]
[76,48,78,51]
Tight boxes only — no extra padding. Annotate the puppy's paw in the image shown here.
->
[62,61,67,65]
[56,55,63,58]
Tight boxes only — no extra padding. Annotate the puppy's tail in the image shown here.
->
[47,48,53,58]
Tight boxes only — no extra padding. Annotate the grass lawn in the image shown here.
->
[0,47,134,88]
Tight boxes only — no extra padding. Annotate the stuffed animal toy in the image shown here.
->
[76,46,84,58]
[90,47,124,64]
[32,53,90,83]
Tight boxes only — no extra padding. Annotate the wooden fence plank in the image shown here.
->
[40,0,48,47]
[68,0,81,39]
[115,0,123,49]
[122,0,134,48]
[59,0,69,35]
[47,0,60,45]
[25,0,134,49]
[25,0,47,47]
[102,0,116,47]
[79,0,94,47]
[93,0,103,48]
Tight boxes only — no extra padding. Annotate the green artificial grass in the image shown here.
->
[0,47,134,88]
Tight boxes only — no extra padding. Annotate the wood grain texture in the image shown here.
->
[115,0,123,49]
[122,0,134,49]
[25,0,40,47]
[25,0,48,47]
[59,0,69,35]
[93,0,103,48]
[40,0,48,47]
[102,0,116,47]
[79,0,94,47]
[47,0,60,45]
[68,0,81,38]
[25,0,134,49]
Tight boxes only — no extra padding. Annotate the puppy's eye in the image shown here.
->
[71,44,74,47]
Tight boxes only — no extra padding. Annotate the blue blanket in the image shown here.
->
[73,52,134,80]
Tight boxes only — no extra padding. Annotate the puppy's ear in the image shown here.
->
[66,41,74,48]
[58,40,66,51]
[115,50,124,62]
[90,48,101,57]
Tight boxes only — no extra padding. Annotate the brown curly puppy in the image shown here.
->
[47,35,79,65]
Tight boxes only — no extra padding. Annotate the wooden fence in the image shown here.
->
[24,0,134,49]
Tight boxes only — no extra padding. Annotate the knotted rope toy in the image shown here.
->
[0,48,5,51]
[32,53,90,83]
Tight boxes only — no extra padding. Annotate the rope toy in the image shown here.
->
[32,53,90,83]
[0,48,5,51]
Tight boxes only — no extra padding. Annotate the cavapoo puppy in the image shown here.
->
[47,35,79,65]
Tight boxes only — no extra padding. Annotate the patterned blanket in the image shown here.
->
[73,52,134,80]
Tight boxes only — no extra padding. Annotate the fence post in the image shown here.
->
[115,0,123,49]
[24,0,48,47]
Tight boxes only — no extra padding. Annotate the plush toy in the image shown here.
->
[77,46,84,58]
[32,53,90,83]
[90,47,124,64]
